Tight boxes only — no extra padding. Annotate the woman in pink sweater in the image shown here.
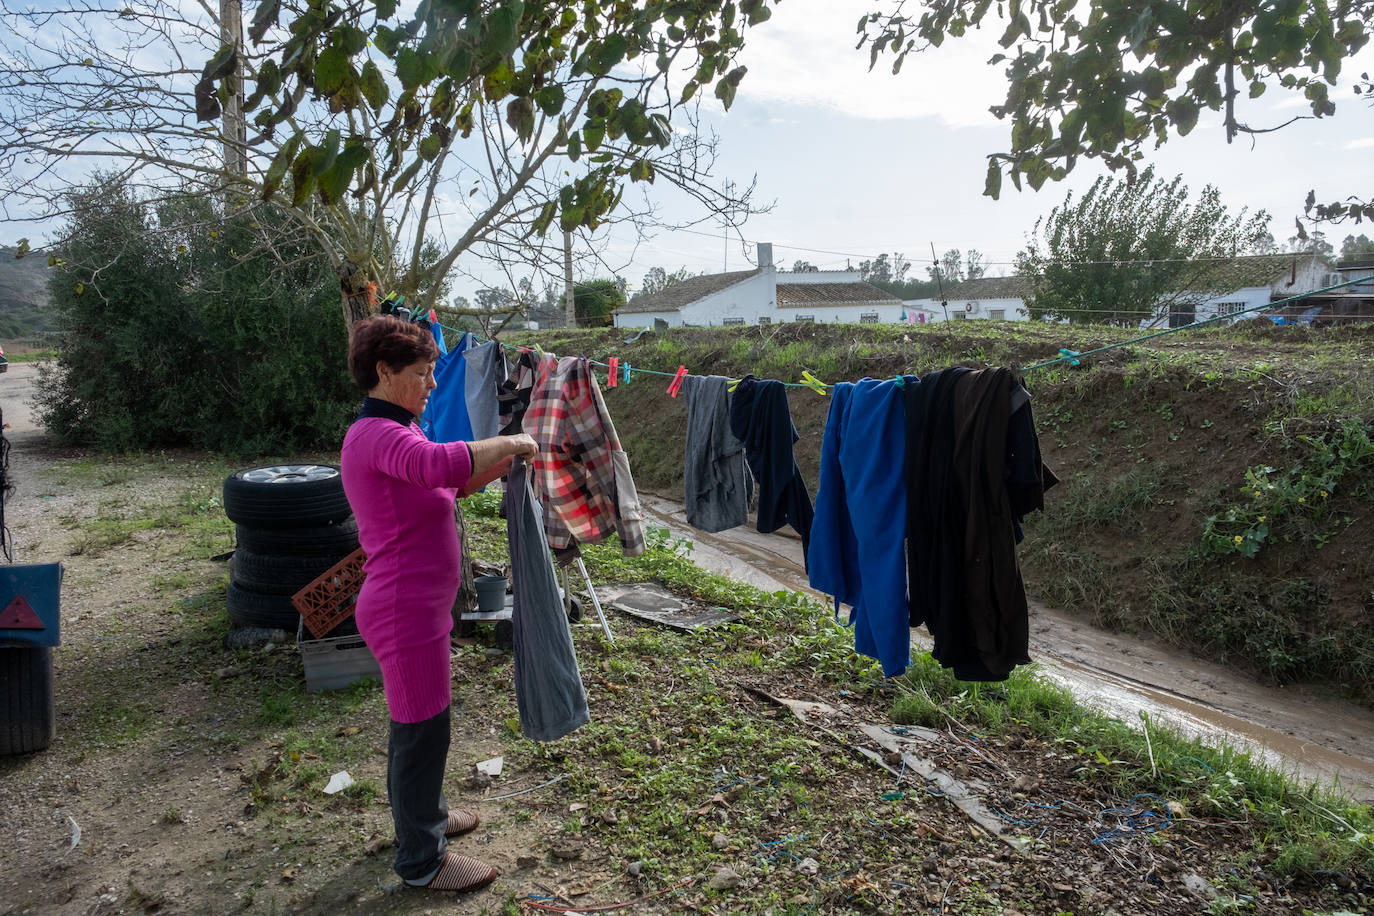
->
[342,316,535,893]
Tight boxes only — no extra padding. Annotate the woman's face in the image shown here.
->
[378,358,437,417]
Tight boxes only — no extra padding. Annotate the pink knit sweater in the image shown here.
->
[341,416,473,723]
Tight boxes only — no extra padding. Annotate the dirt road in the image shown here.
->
[640,494,1374,803]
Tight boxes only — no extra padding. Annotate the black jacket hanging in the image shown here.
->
[906,367,1056,682]
[728,375,814,565]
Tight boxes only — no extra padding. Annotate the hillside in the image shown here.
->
[0,245,53,337]
[513,320,1374,704]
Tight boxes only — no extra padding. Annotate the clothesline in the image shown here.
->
[429,273,1368,393]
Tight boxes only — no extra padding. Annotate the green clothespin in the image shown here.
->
[800,370,828,396]
[1058,348,1082,367]
[727,378,741,392]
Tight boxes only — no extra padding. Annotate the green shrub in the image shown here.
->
[35,177,356,456]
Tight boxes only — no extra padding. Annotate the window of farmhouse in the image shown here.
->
[722,317,745,326]
[796,314,815,322]
[988,309,1006,320]
[859,312,879,323]
[758,316,772,325]
[1215,301,1245,316]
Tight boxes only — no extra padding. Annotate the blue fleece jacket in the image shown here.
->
[808,377,913,677]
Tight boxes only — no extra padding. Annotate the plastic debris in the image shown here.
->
[322,771,354,795]
[475,756,504,777]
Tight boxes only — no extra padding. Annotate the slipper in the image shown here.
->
[444,809,480,837]
[423,851,499,893]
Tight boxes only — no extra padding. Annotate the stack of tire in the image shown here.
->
[222,464,358,636]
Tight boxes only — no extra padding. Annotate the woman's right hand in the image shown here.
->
[506,433,538,460]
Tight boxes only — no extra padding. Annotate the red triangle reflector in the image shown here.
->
[0,594,44,630]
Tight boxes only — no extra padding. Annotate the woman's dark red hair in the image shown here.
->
[347,314,441,391]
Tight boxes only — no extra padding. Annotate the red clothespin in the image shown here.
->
[428,309,437,322]
[667,365,688,398]
[607,356,619,388]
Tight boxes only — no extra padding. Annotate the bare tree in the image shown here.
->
[0,0,776,323]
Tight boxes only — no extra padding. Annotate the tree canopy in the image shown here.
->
[0,0,776,322]
[858,1,1373,225]
[1018,167,1273,326]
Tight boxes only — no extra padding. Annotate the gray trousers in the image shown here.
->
[387,704,450,882]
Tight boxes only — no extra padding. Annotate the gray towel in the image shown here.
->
[682,375,751,533]
[507,458,589,742]
[462,340,502,441]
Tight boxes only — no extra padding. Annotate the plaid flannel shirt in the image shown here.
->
[524,355,645,556]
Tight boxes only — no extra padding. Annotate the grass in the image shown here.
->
[459,500,1374,895]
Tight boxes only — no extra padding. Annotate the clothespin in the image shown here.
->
[1058,348,1082,367]
[607,356,619,388]
[800,370,828,396]
[667,365,688,398]
[894,375,905,388]
[727,378,741,392]
[534,343,545,358]
[622,361,631,385]
[428,309,437,323]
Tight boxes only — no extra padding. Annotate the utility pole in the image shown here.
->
[563,229,577,328]
[220,0,247,182]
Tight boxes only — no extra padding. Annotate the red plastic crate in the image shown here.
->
[292,548,366,639]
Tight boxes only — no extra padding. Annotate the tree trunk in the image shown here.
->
[452,501,477,636]
[337,259,378,325]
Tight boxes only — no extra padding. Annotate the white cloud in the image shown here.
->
[733,0,1009,129]
[1344,137,1374,150]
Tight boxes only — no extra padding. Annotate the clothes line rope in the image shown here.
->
[432,273,1369,390]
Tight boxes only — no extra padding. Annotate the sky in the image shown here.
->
[577,0,1374,289]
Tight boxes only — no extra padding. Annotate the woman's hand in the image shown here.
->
[467,433,539,482]
[505,433,537,460]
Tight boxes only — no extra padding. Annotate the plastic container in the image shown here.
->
[297,621,381,692]
[474,576,508,614]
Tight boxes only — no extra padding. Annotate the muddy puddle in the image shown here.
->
[640,494,1374,802]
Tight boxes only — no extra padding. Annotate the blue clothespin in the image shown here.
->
[894,375,905,388]
[1058,348,1082,367]
[622,362,631,385]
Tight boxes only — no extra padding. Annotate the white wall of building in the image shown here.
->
[946,295,1029,322]
[677,270,777,326]
[612,309,681,328]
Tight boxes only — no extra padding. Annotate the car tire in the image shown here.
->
[226,582,301,632]
[0,646,55,755]
[234,519,359,557]
[231,549,346,596]
[223,465,351,529]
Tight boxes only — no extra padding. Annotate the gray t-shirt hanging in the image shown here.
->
[507,458,590,742]
[462,340,503,441]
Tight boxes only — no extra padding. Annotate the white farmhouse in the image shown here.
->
[613,243,902,328]
[906,276,1031,323]
[1162,253,1332,327]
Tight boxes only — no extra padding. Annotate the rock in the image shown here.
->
[515,855,539,870]
[464,773,492,790]
[707,866,742,891]
[626,860,643,877]
[363,834,391,857]
[711,832,729,850]
[216,666,241,680]
[601,809,619,825]
[222,627,290,649]
[1182,874,1220,899]
[1012,774,1040,793]
[550,840,583,861]
[796,857,820,876]
[649,737,663,753]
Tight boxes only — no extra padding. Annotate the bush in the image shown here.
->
[36,178,356,455]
